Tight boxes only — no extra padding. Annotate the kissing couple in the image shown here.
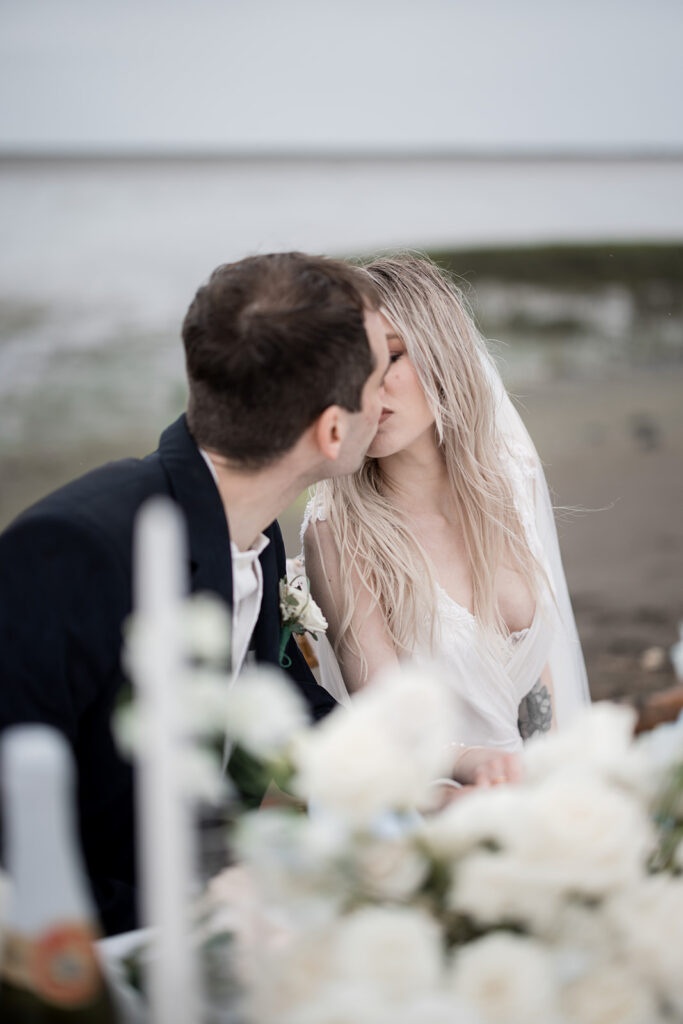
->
[0,250,589,936]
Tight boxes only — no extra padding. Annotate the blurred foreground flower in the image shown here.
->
[111,588,683,1023]
[205,700,683,1024]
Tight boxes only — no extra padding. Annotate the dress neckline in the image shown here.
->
[434,581,533,646]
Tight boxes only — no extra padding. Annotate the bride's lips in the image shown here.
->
[378,408,393,425]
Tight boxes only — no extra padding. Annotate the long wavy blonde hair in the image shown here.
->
[312,253,544,672]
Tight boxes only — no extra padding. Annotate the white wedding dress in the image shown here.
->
[300,365,590,751]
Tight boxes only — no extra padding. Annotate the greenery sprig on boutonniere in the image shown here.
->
[278,574,328,668]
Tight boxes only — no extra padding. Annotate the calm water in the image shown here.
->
[1,153,682,456]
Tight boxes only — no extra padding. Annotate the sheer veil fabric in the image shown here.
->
[300,357,590,749]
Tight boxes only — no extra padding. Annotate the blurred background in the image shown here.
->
[1,0,682,702]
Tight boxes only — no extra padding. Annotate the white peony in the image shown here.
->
[235,810,353,927]
[353,834,429,901]
[178,669,232,735]
[522,701,637,785]
[449,849,564,934]
[449,932,562,1024]
[622,714,683,806]
[550,901,617,954]
[200,865,294,990]
[115,695,229,802]
[444,771,652,937]
[184,591,232,664]
[246,927,335,1024]
[224,666,308,758]
[180,745,230,803]
[293,712,411,822]
[507,774,653,898]
[420,783,531,859]
[607,875,683,1016]
[330,905,444,1000]
[561,961,664,1024]
[292,666,457,822]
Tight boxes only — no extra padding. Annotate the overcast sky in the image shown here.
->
[1,0,682,152]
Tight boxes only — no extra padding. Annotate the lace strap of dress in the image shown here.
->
[299,493,328,548]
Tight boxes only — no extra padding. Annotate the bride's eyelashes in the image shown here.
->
[389,351,403,363]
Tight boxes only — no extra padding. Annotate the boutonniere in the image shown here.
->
[278,574,328,668]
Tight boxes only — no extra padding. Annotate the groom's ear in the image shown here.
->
[313,406,346,462]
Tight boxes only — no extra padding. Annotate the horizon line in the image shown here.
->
[2,145,683,164]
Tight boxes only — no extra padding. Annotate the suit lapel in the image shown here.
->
[157,416,290,669]
[156,415,233,608]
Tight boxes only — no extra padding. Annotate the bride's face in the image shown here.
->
[366,315,435,459]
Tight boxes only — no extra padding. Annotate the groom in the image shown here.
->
[0,252,390,935]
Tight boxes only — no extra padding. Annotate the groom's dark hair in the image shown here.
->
[182,252,380,467]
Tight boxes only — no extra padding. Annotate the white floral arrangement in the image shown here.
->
[206,688,683,1024]
[112,597,683,1024]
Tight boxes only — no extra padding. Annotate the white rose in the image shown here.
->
[551,901,616,953]
[247,928,334,1024]
[280,578,328,636]
[179,669,232,735]
[354,834,429,901]
[523,701,637,785]
[449,932,562,1024]
[199,865,293,989]
[179,745,230,803]
[625,715,683,804]
[509,775,653,897]
[331,905,444,1000]
[114,696,229,802]
[184,591,232,664]
[235,810,353,927]
[292,666,456,821]
[561,961,664,1024]
[296,595,328,635]
[449,849,564,934]
[445,775,652,934]
[225,666,308,758]
[420,784,531,859]
[368,663,461,781]
[294,712,412,822]
[279,579,308,620]
[607,875,683,1016]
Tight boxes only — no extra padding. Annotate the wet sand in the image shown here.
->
[2,364,682,702]
[509,366,683,701]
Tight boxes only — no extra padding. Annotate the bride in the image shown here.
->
[302,254,590,784]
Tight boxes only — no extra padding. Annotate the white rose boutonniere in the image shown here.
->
[278,574,328,668]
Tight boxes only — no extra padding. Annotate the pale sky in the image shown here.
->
[1,0,682,152]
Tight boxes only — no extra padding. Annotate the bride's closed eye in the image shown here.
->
[389,351,403,363]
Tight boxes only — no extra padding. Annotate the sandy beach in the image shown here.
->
[510,365,683,702]
[2,363,681,705]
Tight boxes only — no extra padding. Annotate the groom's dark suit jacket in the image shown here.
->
[0,415,335,935]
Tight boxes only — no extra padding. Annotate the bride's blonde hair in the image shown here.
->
[312,253,543,673]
